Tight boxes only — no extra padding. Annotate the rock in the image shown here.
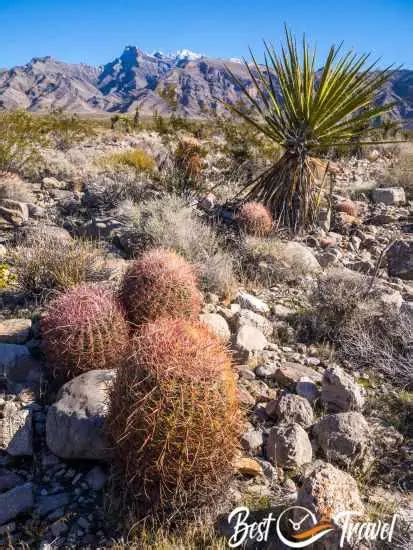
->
[199,313,230,342]
[296,377,319,403]
[36,493,70,517]
[312,412,371,469]
[0,344,43,391]
[42,177,67,190]
[272,304,295,320]
[0,483,34,525]
[0,402,33,456]
[241,428,264,455]
[387,240,413,280]
[0,200,29,228]
[235,291,270,314]
[266,423,312,469]
[235,325,267,357]
[317,250,341,268]
[372,187,406,205]
[78,217,123,240]
[235,309,273,337]
[46,370,115,461]
[0,470,24,493]
[321,365,364,412]
[296,460,365,519]
[266,392,314,428]
[0,319,31,344]
[235,457,263,477]
[84,466,107,491]
[277,242,321,275]
[274,362,322,389]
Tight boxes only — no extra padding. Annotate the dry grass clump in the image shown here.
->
[41,284,129,380]
[237,201,273,236]
[308,268,370,340]
[106,318,242,519]
[377,144,413,199]
[308,268,413,387]
[0,172,35,203]
[339,308,413,388]
[97,148,155,174]
[120,248,201,325]
[9,230,109,296]
[122,195,236,296]
[83,172,147,211]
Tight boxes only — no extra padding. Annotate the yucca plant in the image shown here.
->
[225,28,397,232]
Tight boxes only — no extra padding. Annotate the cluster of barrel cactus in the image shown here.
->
[41,246,241,518]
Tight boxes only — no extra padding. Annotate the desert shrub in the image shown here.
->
[9,230,109,296]
[42,109,94,151]
[308,269,413,387]
[41,284,129,379]
[239,236,319,285]
[0,262,16,289]
[120,248,201,325]
[237,202,273,236]
[0,172,35,203]
[377,149,413,199]
[338,308,413,388]
[83,173,147,211]
[122,195,236,296]
[308,269,370,340]
[97,149,155,174]
[0,110,48,173]
[106,318,242,518]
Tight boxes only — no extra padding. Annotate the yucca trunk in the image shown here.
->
[243,153,327,232]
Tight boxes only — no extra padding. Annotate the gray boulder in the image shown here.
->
[296,460,364,520]
[0,319,31,344]
[266,422,312,469]
[321,365,364,412]
[387,240,413,280]
[0,401,33,456]
[266,392,314,428]
[46,370,115,461]
[235,291,270,314]
[372,187,406,205]
[199,313,231,342]
[0,483,34,525]
[0,344,43,392]
[235,325,267,357]
[312,412,371,469]
[235,309,273,337]
[0,199,29,228]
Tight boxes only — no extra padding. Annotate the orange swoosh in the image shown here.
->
[292,521,334,540]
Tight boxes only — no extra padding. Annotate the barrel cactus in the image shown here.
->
[41,284,129,380]
[120,248,201,325]
[237,201,273,236]
[106,318,242,518]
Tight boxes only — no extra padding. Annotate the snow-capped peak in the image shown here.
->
[174,49,203,61]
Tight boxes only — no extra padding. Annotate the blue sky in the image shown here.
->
[1,0,412,68]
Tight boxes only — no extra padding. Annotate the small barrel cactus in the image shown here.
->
[336,199,358,217]
[41,284,129,380]
[106,318,242,517]
[237,201,273,236]
[120,248,201,325]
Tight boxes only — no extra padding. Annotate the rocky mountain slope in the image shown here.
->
[0,46,413,127]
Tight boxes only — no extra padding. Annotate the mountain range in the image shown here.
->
[1,46,412,128]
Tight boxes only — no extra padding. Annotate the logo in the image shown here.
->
[227,505,398,548]
[276,506,334,548]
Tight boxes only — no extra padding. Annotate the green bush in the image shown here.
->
[97,148,155,173]
[42,109,94,151]
[0,110,48,173]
